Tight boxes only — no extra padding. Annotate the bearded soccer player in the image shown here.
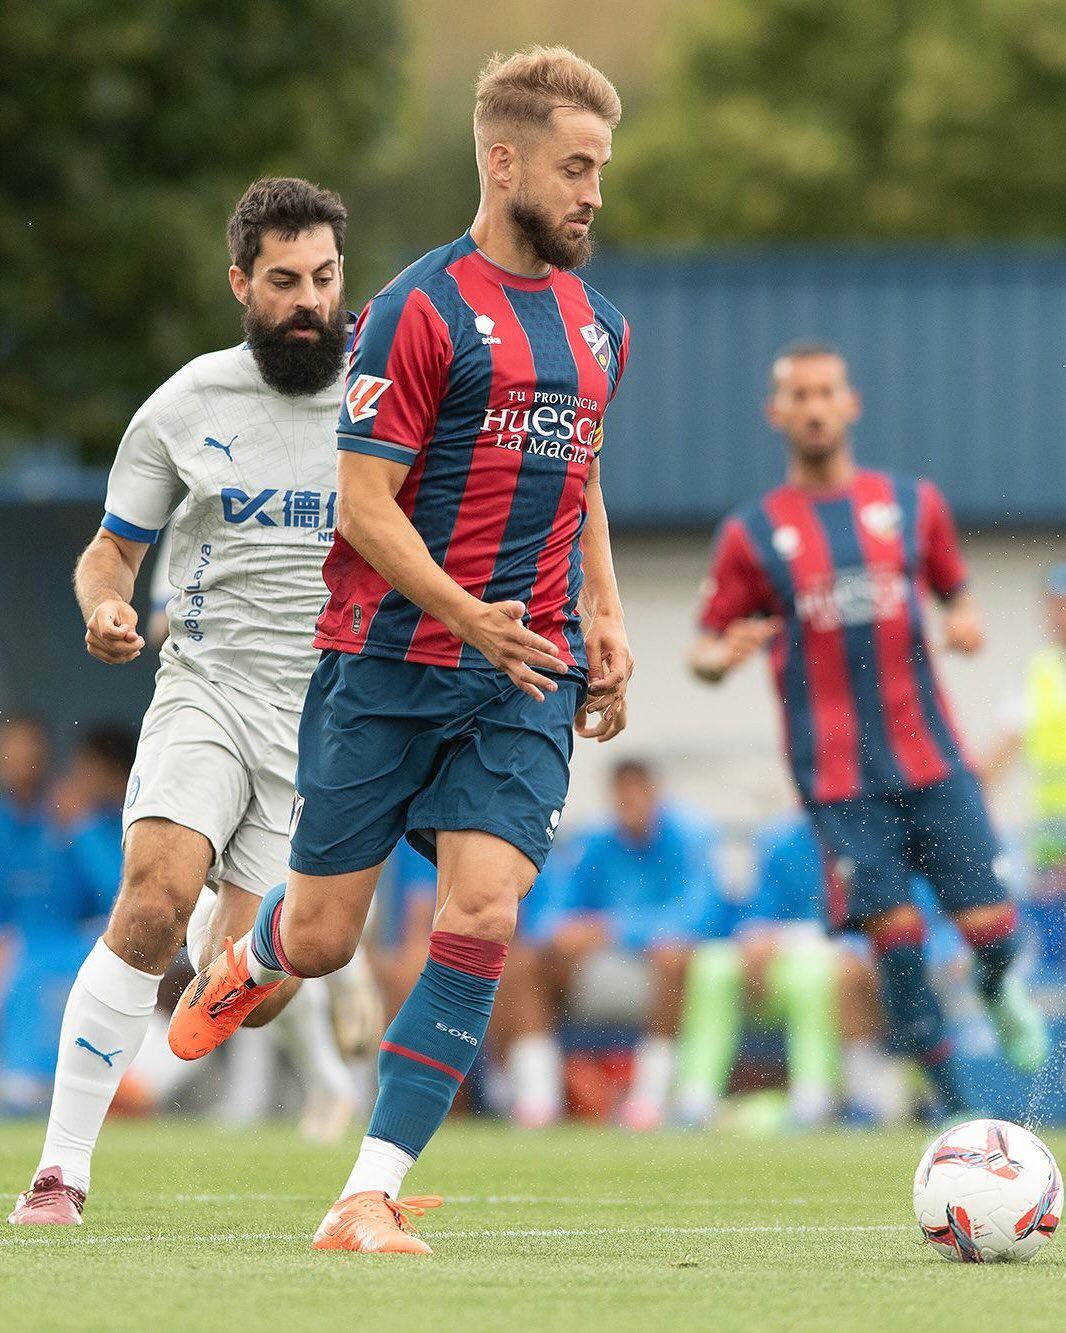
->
[10,178,352,1226]
[169,47,632,1255]
[691,343,1048,1118]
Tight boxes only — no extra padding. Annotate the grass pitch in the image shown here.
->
[2,1118,1064,1331]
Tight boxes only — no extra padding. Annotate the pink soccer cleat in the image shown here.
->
[8,1167,86,1226]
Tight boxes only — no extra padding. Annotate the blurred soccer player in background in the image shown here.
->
[172,46,633,1255]
[10,177,354,1226]
[690,343,1047,1120]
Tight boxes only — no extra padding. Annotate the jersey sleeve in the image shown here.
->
[591,318,631,459]
[337,287,453,467]
[102,397,185,544]
[918,480,967,600]
[697,517,774,632]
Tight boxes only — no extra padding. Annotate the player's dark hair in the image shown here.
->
[227,178,347,276]
[770,340,849,389]
[76,725,138,779]
[611,758,657,784]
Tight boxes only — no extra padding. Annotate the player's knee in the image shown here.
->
[437,887,518,945]
[106,866,190,971]
[864,904,925,955]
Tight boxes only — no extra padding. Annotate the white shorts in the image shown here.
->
[123,654,301,897]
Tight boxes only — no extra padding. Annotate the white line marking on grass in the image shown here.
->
[163,1193,812,1208]
[0,1223,912,1247]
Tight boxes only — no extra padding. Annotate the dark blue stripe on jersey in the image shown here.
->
[744,505,816,796]
[363,270,494,658]
[896,477,965,771]
[561,508,588,664]
[464,286,579,666]
[819,497,906,791]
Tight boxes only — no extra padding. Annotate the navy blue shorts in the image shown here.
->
[289,651,583,876]
[808,771,1008,930]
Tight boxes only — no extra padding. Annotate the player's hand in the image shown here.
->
[581,612,633,743]
[943,604,984,654]
[85,599,145,663]
[721,617,782,667]
[461,600,568,702]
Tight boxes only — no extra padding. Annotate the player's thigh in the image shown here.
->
[279,865,385,976]
[105,818,217,970]
[432,830,537,942]
[809,793,912,928]
[907,772,1009,913]
[289,651,461,878]
[408,673,581,892]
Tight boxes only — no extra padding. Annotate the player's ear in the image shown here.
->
[229,264,249,306]
[846,388,863,424]
[765,395,782,431]
[486,141,516,189]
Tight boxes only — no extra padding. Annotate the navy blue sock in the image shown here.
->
[368,932,508,1157]
[872,921,966,1114]
[248,882,299,978]
[955,906,1019,1004]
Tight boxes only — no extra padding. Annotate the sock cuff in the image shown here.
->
[429,931,508,980]
[871,921,926,956]
[267,897,302,977]
[956,904,1018,948]
[79,939,161,1017]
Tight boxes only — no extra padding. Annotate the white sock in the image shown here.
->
[185,887,215,971]
[843,1041,910,1124]
[342,1135,416,1200]
[508,1034,564,1121]
[628,1037,675,1109]
[788,1079,834,1127]
[36,938,162,1192]
[279,981,357,1102]
[246,930,288,985]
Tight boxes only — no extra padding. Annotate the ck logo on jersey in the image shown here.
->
[772,525,802,559]
[203,434,237,462]
[474,314,501,346]
[345,373,392,424]
[580,322,611,371]
[859,501,902,541]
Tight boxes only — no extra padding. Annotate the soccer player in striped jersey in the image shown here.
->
[170,47,633,1254]
[691,342,1048,1118]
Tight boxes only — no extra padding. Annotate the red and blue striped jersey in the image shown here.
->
[699,470,970,805]
[314,232,630,671]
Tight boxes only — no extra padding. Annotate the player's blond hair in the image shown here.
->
[473,47,621,168]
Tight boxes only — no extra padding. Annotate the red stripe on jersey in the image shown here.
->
[521,274,612,662]
[850,472,948,789]
[403,254,534,666]
[765,488,861,804]
[916,482,972,768]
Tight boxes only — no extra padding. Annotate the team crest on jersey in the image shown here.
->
[859,501,901,541]
[474,314,501,346]
[580,322,611,371]
[345,373,392,425]
[772,525,802,559]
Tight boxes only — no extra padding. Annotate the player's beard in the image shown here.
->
[244,299,348,397]
[508,190,594,271]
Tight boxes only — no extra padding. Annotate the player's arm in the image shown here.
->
[920,480,983,654]
[576,457,633,743]
[336,452,567,701]
[75,529,149,663]
[690,517,780,685]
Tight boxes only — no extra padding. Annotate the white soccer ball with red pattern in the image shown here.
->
[913,1118,1061,1263]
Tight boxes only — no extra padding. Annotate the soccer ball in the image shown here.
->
[913,1118,1062,1263]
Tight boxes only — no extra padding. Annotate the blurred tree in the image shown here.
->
[0,0,400,461]
[605,0,1066,242]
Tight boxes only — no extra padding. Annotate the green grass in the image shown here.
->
[2,1118,1064,1331]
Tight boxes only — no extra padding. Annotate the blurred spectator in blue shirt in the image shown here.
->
[54,725,137,922]
[503,759,724,1131]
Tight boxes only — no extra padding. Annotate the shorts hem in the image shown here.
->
[288,846,395,877]
[410,816,548,872]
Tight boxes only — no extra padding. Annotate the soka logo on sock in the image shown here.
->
[435,1022,478,1045]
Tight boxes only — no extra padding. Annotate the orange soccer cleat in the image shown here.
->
[168,934,282,1060]
[311,1191,443,1255]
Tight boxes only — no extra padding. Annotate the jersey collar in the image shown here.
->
[464,232,556,292]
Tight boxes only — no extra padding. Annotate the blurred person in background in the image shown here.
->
[10,176,355,1226]
[691,342,1047,1122]
[982,563,1066,977]
[502,759,723,1131]
[675,810,908,1131]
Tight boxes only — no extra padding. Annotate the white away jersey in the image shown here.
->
[104,342,342,710]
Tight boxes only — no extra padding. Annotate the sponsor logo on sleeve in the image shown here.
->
[345,374,393,425]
